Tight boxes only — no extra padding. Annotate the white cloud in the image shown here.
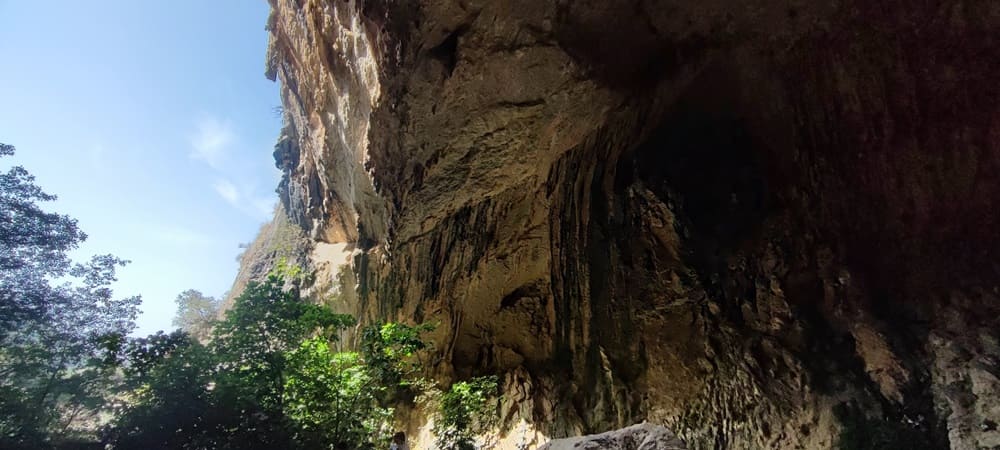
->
[189,116,234,168]
[213,179,274,221]
[212,179,240,206]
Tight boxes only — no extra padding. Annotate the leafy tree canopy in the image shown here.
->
[172,289,220,341]
[434,376,499,450]
[0,144,503,449]
[0,144,140,448]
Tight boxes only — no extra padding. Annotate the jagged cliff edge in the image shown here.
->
[229,1,1000,448]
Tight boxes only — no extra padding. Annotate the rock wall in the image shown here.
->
[540,423,686,450]
[263,0,1000,448]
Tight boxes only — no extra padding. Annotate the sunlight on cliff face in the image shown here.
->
[410,416,550,450]
[266,0,1000,448]
[268,0,386,245]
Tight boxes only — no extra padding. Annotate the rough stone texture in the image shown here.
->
[540,423,686,450]
[220,203,310,313]
[262,0,1000,448]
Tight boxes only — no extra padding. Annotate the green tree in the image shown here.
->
[434,376,499,450]
[0,143,86,335]
[280,322,437,449]
[172,289,219,341]
[361,322,434,389]
[283,338,393,449]
[0,144,140,448]
[103,261,450,450]
[210,272,355,415]
[106,310,439,449]
[106,270,357,449]
[102,331,215,449]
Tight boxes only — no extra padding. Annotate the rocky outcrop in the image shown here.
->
[221,203,309,312]
[262,0,1000,448]
[540,423,686,450]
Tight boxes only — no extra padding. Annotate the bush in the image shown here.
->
[284,338,393,449]
[433,376,499,450]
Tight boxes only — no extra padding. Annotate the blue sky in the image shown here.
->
[0,1,282,335]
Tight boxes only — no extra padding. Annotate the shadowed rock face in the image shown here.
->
[262,0,1000,448]
[540,423,686,450]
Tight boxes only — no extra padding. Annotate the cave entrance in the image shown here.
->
[626,79,771,272]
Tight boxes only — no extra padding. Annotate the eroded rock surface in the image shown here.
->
[220,204,309,312]
[261,0,1000,448]
[540,423,686,450]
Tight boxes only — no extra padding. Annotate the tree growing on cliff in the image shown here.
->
[361,322,435,390]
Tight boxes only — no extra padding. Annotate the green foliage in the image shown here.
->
[210,271,354,413]
[104,268,374,449]
[104,331,215,449]
[274,257,311,286]
[433,376,499,450]
[0,143,84,301]
[361,322,435,389]
[0,144,139,448]
[86,255,488,450]
[171,289,220,341]
[0,144,508,450]
[283,338,392,449]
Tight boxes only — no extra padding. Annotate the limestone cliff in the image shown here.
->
[220,204,310,312]
[261,0,1000,448]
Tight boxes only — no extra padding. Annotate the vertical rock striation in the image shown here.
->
[262,0,1000,447]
